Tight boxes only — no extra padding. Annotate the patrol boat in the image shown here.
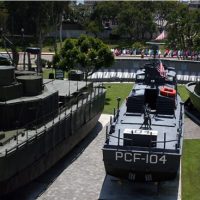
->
[0,66,105,195]
[103,59,184,182]
[186,81,200,113]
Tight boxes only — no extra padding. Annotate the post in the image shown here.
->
[106,126,108,142]
[68,79,71,96]
[164,132,166,151]
[116,97,121,118]
[21,28,26,70]
[118,129,120,146]
[113,108,116,122]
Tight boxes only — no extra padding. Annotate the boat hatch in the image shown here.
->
[123,128,157,147]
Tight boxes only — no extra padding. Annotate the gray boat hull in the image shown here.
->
[186,82,200,113]
[103,147,180,182]
[0,112,102,195]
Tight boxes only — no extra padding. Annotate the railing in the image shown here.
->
[105,127,180,152]
[1,85,105,156]
[177,102,184,149]
[105,102,184,152]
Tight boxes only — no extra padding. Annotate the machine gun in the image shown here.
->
[140,104,152,130]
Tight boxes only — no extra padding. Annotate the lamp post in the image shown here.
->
[21,28,25,70]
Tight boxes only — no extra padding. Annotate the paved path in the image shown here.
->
[36,114,110,200]
[184,117,200,139]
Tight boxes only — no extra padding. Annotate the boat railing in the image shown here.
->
[106,101,184,152]
[3,86,105,156]
[106,126,181,152]
[106,126,179,150]
[177,102,184,149]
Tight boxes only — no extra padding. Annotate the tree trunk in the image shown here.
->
[59,14,63,49]
[38,30,43,73]
[54,23,58,53]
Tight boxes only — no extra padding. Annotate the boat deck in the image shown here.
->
[107,95,183,152]
[44,79,91,97]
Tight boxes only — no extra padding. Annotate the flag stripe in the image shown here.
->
[157,61,166,77]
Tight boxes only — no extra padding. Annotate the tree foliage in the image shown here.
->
[152,1,177,32]
[0,2,8,30]
[166,3,200,50]
[4,2,69,48]
[1,1,200,52]
[53,35,114,78]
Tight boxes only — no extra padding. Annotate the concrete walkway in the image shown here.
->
[184,117,200,139]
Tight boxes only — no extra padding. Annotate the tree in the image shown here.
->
[53,35,114,81]
[0,2,8,30]
[4,2,69,47]
[91,1,156,40]
[49,2,69,52]
[152,1,177,32]
[116,2,156,40]
[166,3,200,50]
[5,1,69,71]
[54,38,79,71]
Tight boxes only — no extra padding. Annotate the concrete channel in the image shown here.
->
[3,114,196,200]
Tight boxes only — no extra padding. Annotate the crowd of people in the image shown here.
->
[111,48,200,61]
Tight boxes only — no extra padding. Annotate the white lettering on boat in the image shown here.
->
[115,152,167,164]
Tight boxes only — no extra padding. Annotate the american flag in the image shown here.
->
[157,61,166,77]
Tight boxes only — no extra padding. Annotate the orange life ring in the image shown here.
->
[160,87,176,97]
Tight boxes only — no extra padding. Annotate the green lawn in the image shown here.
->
[103,83,133,114]
[178,85,189,102]
[103,83,188,114]
[42,68,68,79]
[182,140,200,200]
[42,68,55,79]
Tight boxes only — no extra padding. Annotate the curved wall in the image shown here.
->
[110,57,200,74]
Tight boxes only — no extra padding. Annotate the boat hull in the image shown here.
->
[0,88,106,196]
[103,147,180,182]
[186,82,200,113]
[0,112,102,196]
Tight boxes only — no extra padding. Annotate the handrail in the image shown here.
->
[107,133,179,143]
[106,99,184,151]
[4,87,105,155]
[177,102,184,148]
[106,127,180,152]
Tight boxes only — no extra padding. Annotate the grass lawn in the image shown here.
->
[42,68,55,79]
[103,83,133,114]
[42,68,68,79]
[103,83,189,114]
[182,140,200,200]
[177,85,189,102]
